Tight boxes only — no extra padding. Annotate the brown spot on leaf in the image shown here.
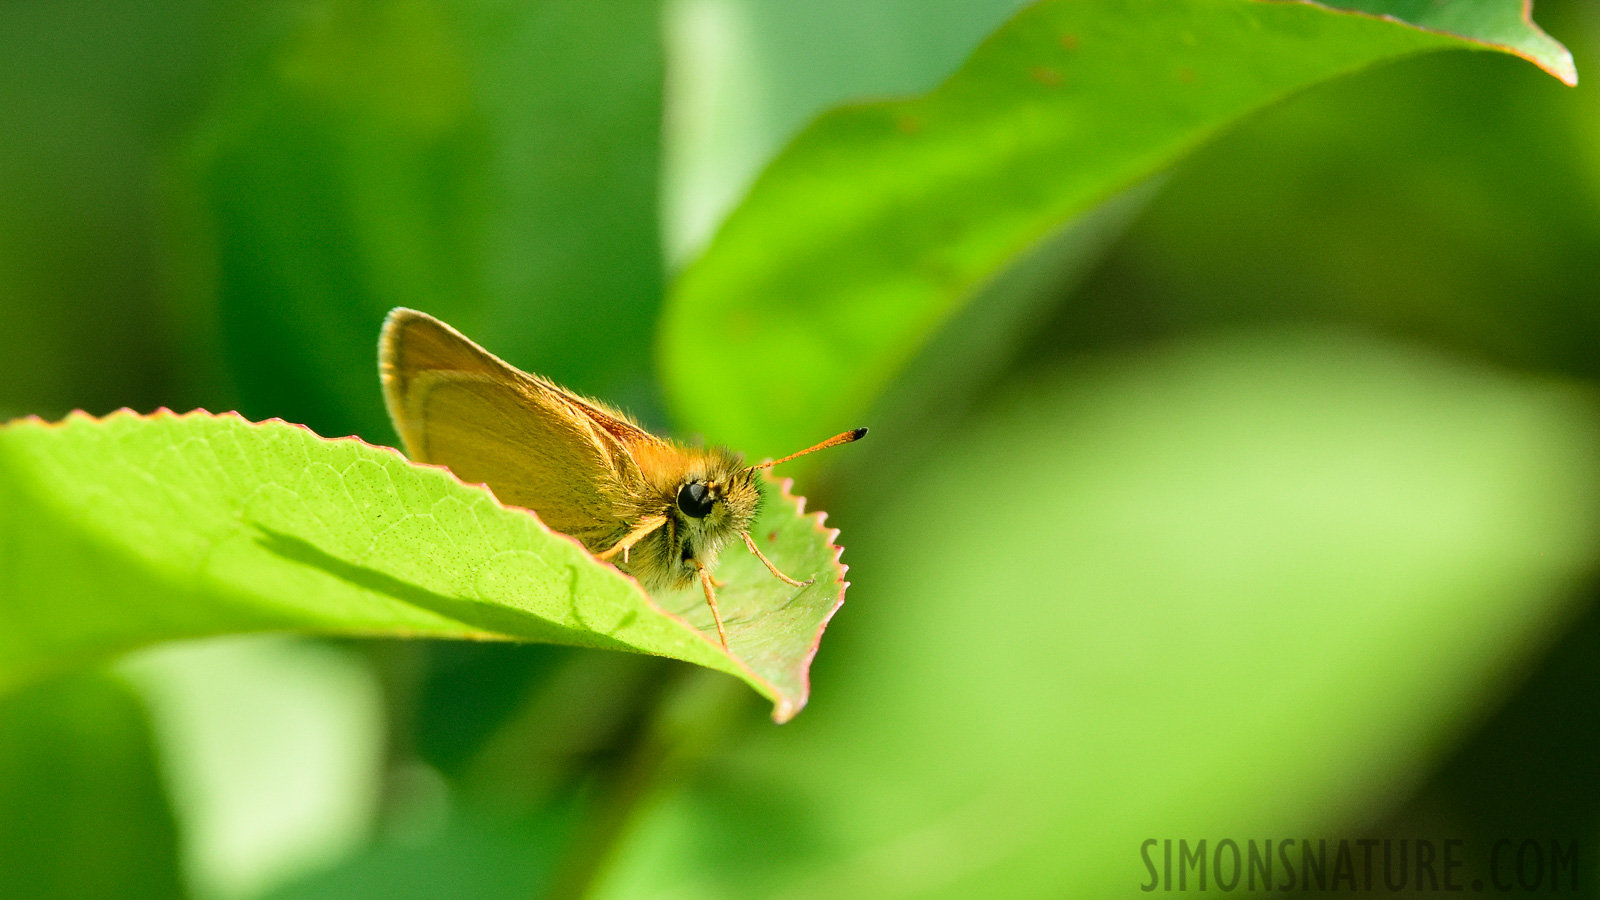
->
[1060,33,1079,51]
[1030,66,1062,87]
[896,115,922,135]
[1177,66,1195,84]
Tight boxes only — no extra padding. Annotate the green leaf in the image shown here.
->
[0,672,186,900]
[660,0,1033,263]
[119,637,386,899]
[659,0,1575,460]
[598,331,1600,898]
[0,411,846,722]
[1061,17,1600,379]
[1321,0,1575,86]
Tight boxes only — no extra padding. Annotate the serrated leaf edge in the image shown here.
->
[2,407,848,721]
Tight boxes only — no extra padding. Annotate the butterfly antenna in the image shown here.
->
[746,427,868,471]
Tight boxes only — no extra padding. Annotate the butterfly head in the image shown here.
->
[672,453,762,541]
[667,427,869,548]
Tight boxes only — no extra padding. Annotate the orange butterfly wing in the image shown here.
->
[379,308,662,550]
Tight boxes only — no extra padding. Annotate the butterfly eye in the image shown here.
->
[677,482,714,519]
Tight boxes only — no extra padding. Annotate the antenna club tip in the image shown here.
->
[748,426,869,472]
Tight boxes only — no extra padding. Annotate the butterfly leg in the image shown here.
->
[597,515,667,563]
[691,558,729,648]
[741,532,813,588]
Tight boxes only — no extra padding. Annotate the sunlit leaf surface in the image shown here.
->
[0,411,846,721]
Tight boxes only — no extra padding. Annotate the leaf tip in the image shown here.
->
[772,698,802,724]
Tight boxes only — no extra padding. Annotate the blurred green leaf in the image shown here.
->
[0,411,846,721]
[119,637,387,900]
[1048,21,1600,379]
[1326,0,1575,84]
[173,0,666,443]
[660,0,1574,461]
[662,0,1031,262]
[600,331,1600,898]
[0,672,186,900]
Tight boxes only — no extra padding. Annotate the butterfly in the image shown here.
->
[379,308,864,646]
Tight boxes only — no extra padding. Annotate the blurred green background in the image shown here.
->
[3,0,1600,897]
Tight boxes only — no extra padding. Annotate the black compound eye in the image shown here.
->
[676,482,714,518]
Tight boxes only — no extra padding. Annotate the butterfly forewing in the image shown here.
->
[379,309,642,549]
